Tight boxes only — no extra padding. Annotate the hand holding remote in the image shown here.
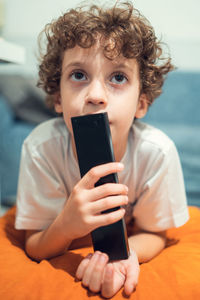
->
[61,162,128,240]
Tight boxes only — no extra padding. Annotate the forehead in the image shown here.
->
[62,43,139,72]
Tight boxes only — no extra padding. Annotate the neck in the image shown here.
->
[113,134,128,163]
[71,131,128,166]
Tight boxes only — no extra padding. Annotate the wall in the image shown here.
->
[1,0,200,75]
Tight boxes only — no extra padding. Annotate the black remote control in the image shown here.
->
[71,112,130,261]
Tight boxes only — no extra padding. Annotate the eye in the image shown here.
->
[70,71,87,81]
[111,73,127,84]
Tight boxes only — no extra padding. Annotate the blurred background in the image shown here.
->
[0,0,200,214]
[1,0,200,74]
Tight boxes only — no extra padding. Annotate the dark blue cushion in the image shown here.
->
[143,71,200,207]
[0,96,34,203]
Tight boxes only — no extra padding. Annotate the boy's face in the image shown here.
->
[55,43,148,161]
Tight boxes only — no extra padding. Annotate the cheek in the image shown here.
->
[117,103,137,124]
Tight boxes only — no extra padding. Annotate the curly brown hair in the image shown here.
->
[37,1,174,107]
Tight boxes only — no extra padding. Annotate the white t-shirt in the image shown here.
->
[15,118,189,232]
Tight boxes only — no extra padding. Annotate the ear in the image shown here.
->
[54,93,63,113]
[135,93,148,119]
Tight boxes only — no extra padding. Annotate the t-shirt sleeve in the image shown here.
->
[132,140,189,232]
[15,141,67,230]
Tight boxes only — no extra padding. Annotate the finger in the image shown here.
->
[101,264,115,298]
[90,195,128,215]
[80,162,124,189]
[82,251,101,287]
[76,253,92,280]
[91,183,128,201]
[124,260,139,296]
[88,253,109,293]
[91,207,126,228]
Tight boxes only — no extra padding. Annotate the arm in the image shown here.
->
[25,214,73,261]
[25,162,128,261]
[128,228,166,263]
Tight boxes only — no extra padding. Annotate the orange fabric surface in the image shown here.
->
[0,206,200,300]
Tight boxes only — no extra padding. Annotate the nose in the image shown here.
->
[85,79,107,108]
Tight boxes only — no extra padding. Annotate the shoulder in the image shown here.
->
[128,121,180,178]
[132,121,175,156]
[23,117,69,151]
[130,122,188,232]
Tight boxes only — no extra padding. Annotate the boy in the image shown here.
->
[15,2,189,298]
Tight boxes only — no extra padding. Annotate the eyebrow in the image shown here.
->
[62,61,135,74]
[62,62,84,73]
[112,63,134,73]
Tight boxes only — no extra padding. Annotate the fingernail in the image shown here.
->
[93,251,100,258]
[125,196,129,203]
[118,163,124,169]
[99,254,107,263]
